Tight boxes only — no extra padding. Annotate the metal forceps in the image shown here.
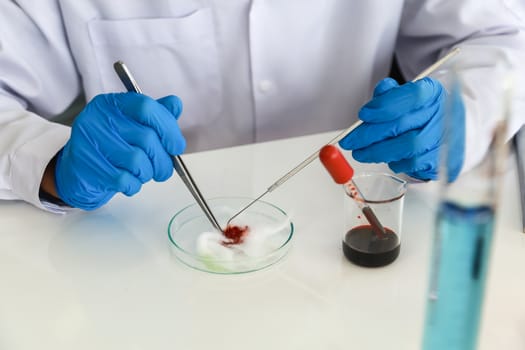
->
[113,61,223,232]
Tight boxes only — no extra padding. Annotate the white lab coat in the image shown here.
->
[1,0,524,211]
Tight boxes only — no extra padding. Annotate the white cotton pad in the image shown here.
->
[196,232,236,261]
[195,218,292,272]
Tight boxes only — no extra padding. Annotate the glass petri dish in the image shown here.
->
[168,197,294,274]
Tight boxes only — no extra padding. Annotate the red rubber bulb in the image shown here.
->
[319,145,354,184]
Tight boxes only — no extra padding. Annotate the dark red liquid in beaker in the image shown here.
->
[342,225,400,267]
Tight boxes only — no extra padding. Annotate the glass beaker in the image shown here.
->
[342,173,407,267]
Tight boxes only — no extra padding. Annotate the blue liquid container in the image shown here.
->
[422,202,495,350]
[421,59,511,350]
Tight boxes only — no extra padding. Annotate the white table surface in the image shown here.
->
[1,131,524,350]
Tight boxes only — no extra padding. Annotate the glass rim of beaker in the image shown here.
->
[349,172,408,204]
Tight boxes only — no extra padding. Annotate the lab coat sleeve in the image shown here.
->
[0,1,81,211]
[396,0,525,173]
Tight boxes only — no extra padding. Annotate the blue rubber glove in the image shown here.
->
[339,77,465,182]
[55,92,186,210]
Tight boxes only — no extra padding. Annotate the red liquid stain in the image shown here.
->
[357,215,362,219]
[222,225,250,245]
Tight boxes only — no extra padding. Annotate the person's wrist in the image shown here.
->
[39,153,68,205]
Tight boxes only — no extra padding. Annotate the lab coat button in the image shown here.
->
[258,80,274,93]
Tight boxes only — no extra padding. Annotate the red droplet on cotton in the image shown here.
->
[222,225,250,245]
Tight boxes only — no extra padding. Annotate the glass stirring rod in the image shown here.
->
[113,61,223,233]
[226,47,460,226]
